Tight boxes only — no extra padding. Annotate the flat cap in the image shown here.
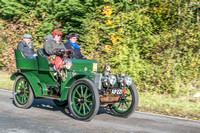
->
[23,34,32,39]
[43,34,53,40]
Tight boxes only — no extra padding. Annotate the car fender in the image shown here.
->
[10,72,43,96]
[60,74,94,100]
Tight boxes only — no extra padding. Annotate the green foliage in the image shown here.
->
[0,20,7,67]
[0,0,105,41]
[0,13,40,72]
[80,0,200,96]
[0,0,199,97]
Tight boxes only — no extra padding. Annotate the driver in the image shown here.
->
[43,30,66,70]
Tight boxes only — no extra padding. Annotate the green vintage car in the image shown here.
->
[10,49,138,121]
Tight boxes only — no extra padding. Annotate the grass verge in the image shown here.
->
[0,71,13,90]
[0,71,199,120]
[138,92,200,120]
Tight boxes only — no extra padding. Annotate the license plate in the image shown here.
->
[111,89,122,94]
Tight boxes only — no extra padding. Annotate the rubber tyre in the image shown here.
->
[53,100,68,107]
[68,79,100,121]
[109,84,138,117]
[13,75,34,109]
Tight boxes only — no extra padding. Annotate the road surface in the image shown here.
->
[0,89,200,133]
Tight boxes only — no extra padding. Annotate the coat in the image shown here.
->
[43,39,66,55]
[17,40,36,58]
[64,41,85,59]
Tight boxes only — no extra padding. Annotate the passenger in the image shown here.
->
[17,34,37,59]
[43,30,66,70]
[43,34,53,42]
[64,33,86,59]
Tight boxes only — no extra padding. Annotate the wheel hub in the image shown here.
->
[80,97,85,103]
[17,89,25,95]
[21,89,25,94]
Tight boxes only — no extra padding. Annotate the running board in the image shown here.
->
[36,95,60,100]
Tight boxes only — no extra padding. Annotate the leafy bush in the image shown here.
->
[0,13,41,72]
[80,1,200,96]
[0,0,199,97]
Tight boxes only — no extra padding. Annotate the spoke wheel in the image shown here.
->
[13,75,34,108]
[53,100,68,107]
[68,79,99,121]
[109,84,138,117]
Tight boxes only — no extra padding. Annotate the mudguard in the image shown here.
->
[10,72,47,96]
[60,74,94,100]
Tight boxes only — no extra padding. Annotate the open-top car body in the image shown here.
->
[11,49,138,121]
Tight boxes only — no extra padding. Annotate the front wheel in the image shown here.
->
[13,75,34,108]
[68,79,100,121]
[109,84,138,117]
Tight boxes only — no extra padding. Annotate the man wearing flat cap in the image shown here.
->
[17,34,37,59]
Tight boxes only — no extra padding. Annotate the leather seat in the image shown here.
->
[37,49,49,59]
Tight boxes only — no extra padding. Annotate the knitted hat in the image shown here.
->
[43,34,53,40]
[52,30,63,38]
[23,34,32,39]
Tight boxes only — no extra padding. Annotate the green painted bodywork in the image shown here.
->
[37,50,51,71]
[14,50,38,70]
[11,49,100,100]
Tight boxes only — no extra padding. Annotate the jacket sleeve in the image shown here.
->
[64,42,73,58]
[44,41,54,55]
[78,49,86,59]
[31,43,36,54]
[64,42,71,50]
[17,42,28,57]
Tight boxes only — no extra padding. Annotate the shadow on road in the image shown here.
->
[12,98,114,120]
[31,98,74,119]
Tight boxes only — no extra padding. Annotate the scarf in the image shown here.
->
[68,40,80,49]
[53,38,61,44]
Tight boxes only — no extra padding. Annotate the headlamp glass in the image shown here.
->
[108,75,117,85]
[63,59,72,69]
[106,65,111,72]
[125,76,132,86]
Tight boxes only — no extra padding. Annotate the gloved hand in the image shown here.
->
[60,48,65,53]
[53,48,59,54]
[53,48,65,56]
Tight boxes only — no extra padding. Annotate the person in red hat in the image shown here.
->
[44,30,66,55]
[43,30,66,70]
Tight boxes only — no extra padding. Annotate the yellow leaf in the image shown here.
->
[42,12,46,19]
[105,19,112,26]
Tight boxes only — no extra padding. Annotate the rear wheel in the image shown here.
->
[68,79,100,121]
[53,100,68,107]
[109,84,138,117]
[13,75,34,108]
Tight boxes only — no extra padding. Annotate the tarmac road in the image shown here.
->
[0,89,200,133]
